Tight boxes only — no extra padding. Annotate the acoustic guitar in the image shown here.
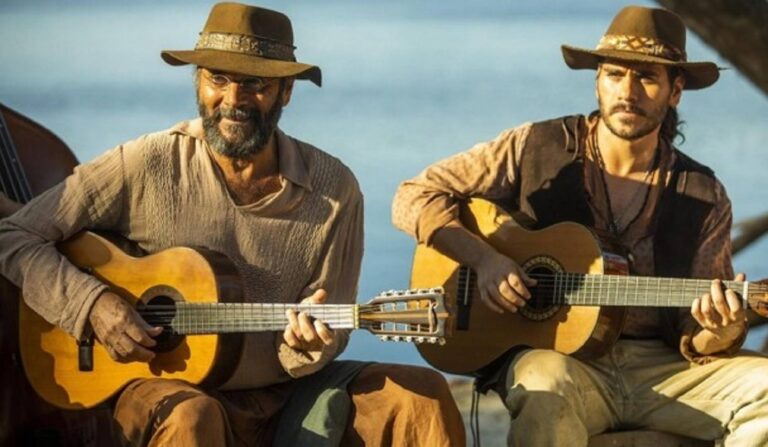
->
[410,199,768,375]
[21,231,447,410]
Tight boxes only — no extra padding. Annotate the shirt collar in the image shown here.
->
[170,119,313,192]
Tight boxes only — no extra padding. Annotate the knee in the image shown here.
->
[163,394,226,432]
[509,349,577,394]
[352,364,454,407]
[383,365,452,400]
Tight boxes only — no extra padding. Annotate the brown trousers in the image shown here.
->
[113,364,465,447]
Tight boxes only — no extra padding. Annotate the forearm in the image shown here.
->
[0,213,108,338]
[0,147,127,338]
[431,220,500,269]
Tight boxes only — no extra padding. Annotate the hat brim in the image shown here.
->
[561,45,719,90]
[161,49,322,87]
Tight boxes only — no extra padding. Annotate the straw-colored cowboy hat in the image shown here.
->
[161,2,321,86]
[561,5,720,90]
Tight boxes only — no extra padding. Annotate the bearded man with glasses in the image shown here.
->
[0,3,464,446]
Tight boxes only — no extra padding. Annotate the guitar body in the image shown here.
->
[20,232,243,409]
[411,199,626,375]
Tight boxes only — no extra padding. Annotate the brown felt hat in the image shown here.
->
[561,5,720,90]
[161,2,321,86]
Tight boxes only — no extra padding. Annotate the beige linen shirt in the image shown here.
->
[0,119,364,389]
[392,117,740,363]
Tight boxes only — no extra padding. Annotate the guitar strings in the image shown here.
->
[464,272,768,306]
[133,303,430,333]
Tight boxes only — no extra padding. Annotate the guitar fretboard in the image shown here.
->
[140,303,359,334]
[530,273,765,307]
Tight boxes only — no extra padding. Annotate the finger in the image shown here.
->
[108,336,131,363]
[519,269,537,287]
[298,312,318,344]
[507,273,531,300]
[139,316,164,337]
[283,325,301,349]
[125,321,158,348]
[700,293,717,328]
[123,338,156,363]
[286,309,303,340]
[724,288,745,323]
[303,289,328,305]
[479,288,505,314]
[735,272,746,282]
[494,282,522,312]
[710,280,731,325]
[691,297,705,326]
[313,320,334,345]
[102,341,122,362]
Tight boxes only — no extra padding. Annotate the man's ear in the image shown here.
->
[281,77,296,107]
[669,73,684,107]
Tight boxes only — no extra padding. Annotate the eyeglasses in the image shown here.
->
[203,71,273,94]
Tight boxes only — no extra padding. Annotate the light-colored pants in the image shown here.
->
[502,339,768,447]
[113,363,465,447]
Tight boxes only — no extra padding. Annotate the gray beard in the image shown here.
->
[198,97,283,159]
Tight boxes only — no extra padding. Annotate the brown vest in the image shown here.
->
[480,116,721,387]
[508,115,719,354]
[508,115,717,278]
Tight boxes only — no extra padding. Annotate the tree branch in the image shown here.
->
[655,0,768,96]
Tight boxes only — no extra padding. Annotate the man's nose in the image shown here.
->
[222,82,250,108]
[617,73,640,101]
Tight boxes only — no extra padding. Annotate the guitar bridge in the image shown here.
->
[456,266,475,330]
[77,334,94,372]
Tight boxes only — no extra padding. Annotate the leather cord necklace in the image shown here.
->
[591,132,660,237]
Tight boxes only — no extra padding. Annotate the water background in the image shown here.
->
[2,0,767,367]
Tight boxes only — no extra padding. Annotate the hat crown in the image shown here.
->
[560,5,719,89]
[604,6,686,56]
[203,2,294,45]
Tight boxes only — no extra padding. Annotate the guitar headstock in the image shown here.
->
[360,288,448,345]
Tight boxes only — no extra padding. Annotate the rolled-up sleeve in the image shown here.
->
[391,124,531,245]
[0,145,128,339]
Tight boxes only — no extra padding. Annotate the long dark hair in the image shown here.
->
[661,106,685,145]
[661,67,685,145]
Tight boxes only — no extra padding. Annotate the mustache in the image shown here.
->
[213,106,260,122]
[611,103,647,116]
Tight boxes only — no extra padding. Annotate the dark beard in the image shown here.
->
[598,95,667,141]
[198,93,284,159]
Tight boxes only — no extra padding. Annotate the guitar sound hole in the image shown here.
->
[137,294,184,353]
[520,256,563,321]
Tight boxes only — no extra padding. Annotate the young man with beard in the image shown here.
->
[392,6,768,446]
[0,3,464,446]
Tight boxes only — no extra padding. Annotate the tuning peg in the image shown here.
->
[392,336,402,342]
[379,335,390,342]
[405,336,414,343]
[416,336,425,344]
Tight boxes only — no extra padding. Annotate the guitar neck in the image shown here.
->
[144,303,359,335]
[541,273,759,307]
